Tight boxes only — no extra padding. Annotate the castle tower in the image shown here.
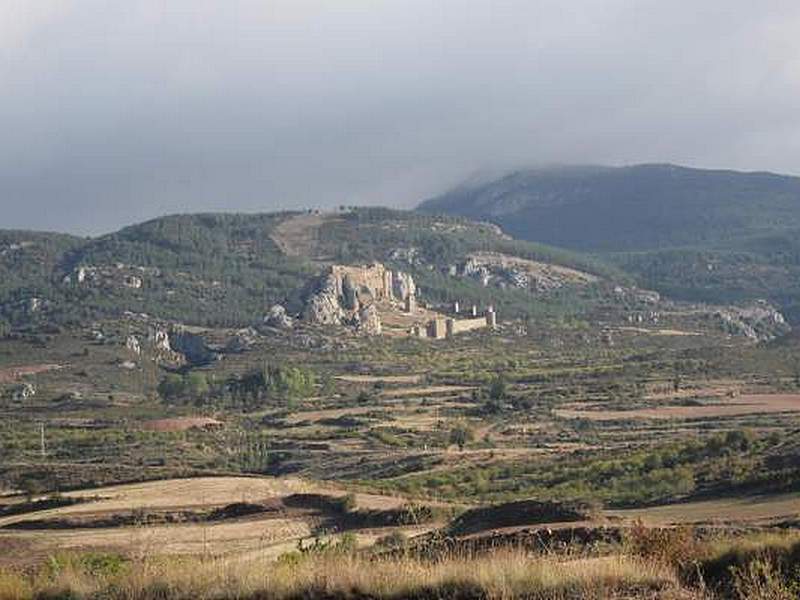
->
[453,301,460,314]
[427,318,446,339]
[383,269,394,300]
[486,309,497,329]
[446,318,455,338]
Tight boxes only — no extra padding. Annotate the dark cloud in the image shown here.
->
[2,1,800,234]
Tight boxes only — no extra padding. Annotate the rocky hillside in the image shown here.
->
[419,164,800,321]
[0,209,619,333]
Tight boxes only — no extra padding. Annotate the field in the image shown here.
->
[2,287,800,597]
[556,393,800,421]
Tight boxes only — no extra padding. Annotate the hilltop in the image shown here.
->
[419,164,800,252]
[0,208,621,333]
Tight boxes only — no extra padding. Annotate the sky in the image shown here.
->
[2,1,800,235]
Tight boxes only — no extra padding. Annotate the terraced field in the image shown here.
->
[0,476,440,565]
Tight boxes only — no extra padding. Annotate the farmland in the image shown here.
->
[1,210,800,598]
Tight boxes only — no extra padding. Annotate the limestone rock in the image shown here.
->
[264,304,294,329]
[356,304,382,336]
[303,274,346,325]
[341,275,360,310]
[123,275,143,289]
[714,302,790,342]
[392,271,416,300]
[169,327,215,365]
[10,383,36,400]
[126,335,141,355]
[226,327,259,353]
[27,297,42,314]
[148,327,172,353]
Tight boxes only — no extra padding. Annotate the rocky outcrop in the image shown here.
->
[303,273,346,325]
[356,304,382,335]
[148,327,172,353]
[341,275,360,310]
[63,263,159,289]
[226,328,259,353]
[9,383,36,400]
[169,327,215,365]
[714,302,790,342]
[389,247,421,266]
[392,271,416,300]
[457,252,596,293]
[27,297,43,314]
[301,264,415,336]
[263,304,294,329]
[125,335,141,355]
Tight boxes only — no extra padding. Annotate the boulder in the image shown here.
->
[126,335,141,355]
[10,383,36,400]
[169,327,215,365]
[226,328,259,353]
[264,304,294,329]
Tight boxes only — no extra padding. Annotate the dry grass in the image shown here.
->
[0,550,683,600]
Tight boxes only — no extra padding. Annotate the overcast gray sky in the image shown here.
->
[2,1,800,234]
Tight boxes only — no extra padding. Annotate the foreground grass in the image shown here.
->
[0,551,680,600]
[3,529,800,599]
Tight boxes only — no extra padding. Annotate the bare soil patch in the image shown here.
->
[611,492,800,526]
[336,374,422,384]
[556,393,800,421]
[379,385,474,398]
[142,417,224,432]
[0,363,62,383]
[270,213,339,259]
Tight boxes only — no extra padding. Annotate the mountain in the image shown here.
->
[419,164,800,320]
[419,164,800,252]
[0,209,620,332]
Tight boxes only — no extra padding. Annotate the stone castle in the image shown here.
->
[304,262,496,338]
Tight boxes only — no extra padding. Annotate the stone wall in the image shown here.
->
[330,263,393,300]
[448,317,488,335]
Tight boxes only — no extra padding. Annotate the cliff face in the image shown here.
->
[302,263,416,335]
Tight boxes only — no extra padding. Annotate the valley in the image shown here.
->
[1,208,799,599]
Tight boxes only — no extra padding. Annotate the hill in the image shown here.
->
[419,164,800,319]
[419,164,800,252]
[0,209,620,331]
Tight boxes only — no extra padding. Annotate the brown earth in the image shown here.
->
[556,393,800,421]
[141,417,225,432]
[270,213,340,259]
[0,364,62,383]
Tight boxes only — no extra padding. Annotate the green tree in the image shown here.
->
[449,423,474,451]
[487,374,507,400]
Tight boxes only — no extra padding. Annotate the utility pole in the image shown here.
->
[39,422,46,458]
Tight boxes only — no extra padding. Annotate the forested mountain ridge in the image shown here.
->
[0,209,621,332]
[419,164,800,320]
[419,164,800,252]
